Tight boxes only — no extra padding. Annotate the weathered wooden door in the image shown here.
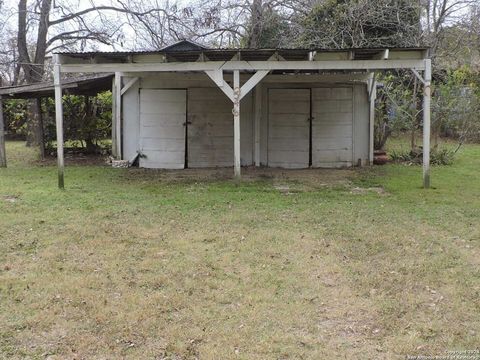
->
[311,87,353,167]
[139,89,186,169]
[267,88,310,168]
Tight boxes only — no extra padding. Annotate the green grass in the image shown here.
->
[1,139,479,359]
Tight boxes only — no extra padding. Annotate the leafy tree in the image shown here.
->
[433,67,480,145]
[377,72,423,150]
[2,99,29,139]
[3,93,112,154]
[42,93,112,153]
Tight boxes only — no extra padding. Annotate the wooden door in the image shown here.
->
[139,89,186,169]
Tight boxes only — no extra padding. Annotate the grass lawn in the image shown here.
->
[1,140,479,359]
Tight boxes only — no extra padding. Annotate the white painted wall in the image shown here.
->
[187,87,233,167]
[268,88,310,168]
[312,87,353,167]
[121,73,370,169]
[187,87,253,167]
[353,84,370,165]
[122,73,253,168]
[121,76,139,161]
[259,81,370,168]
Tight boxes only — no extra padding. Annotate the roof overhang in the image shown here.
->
[55,47,430,74]
[0,74,114,99]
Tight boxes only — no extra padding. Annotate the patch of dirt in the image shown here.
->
[245,167,354,188]
[37,153,107,166]
[2,195,19,203]
[350,186,389,195]
[125,166,355,189]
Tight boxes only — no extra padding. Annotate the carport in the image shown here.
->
[52,41,432,188]
[0,74,114,168]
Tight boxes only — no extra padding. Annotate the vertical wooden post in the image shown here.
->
[111,76,117,158]
[114,72,122,159]
[423,59,432,188]
[254,86,261,166]
[0,95,6,168]
[368,73,377,165]
[53,55,65,189]
[233,70,241,178]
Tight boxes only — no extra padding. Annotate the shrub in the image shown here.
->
[390,147,455,165]
[3,99,29,139]
[43,92,112,154]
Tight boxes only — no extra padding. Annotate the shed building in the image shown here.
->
[51,40,432,188]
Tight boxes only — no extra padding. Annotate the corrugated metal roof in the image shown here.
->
[57,47,428,63]
[57,46,428,56]
[0,74,114,99]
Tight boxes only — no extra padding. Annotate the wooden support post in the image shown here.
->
[233,70,241,178]
[254,87,262,166]
[114,72,122,159]
[120,77,139,96]
[53,55,65,189]
[239,70,269,100]
[367,73,377,165]
[111,76,117,158]
[206,69,268,173]
[423,59,432,188]
[205,69,234,101]
[0,95,6,167]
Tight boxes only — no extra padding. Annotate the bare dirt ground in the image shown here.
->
[126,166,355,188]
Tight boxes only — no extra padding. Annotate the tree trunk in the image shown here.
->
[18,0,52,153]
[411,128,416,150]
[0,96,6,167]
[84,96,97,154]
[26,99,45,158]
[411,76,420,150]
[37,98,45,159]
[247,0,263,48]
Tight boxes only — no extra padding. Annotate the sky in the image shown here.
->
[1,0,158,52]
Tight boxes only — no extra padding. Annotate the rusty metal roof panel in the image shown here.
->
[0,74,114,99]
[56,46,428,59]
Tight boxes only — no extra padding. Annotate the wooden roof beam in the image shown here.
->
[60,59,426,73]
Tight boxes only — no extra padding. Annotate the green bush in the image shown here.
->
[3,99,29,138]
[3,92,112,154]
[43,92,112,153]
[390,147,455,165]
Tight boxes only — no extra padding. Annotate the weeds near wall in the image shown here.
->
[390,147,456,165]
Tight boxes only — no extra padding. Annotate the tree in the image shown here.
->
[432,68,480,146]
[297,0,422,48]
[13,0,178,155]
[378,72,423,150]
[242,0,292,48]
[430,3,480,70]
[422,0,478,60]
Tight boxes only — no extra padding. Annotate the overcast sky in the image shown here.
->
[0,0,165,52]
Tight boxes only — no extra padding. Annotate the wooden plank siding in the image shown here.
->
[187,88,234,167]
[267,87,354,168]
[121,74,369,169]
[267,89,310,168]
[187,87,253,168]
[311,87,354,167]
